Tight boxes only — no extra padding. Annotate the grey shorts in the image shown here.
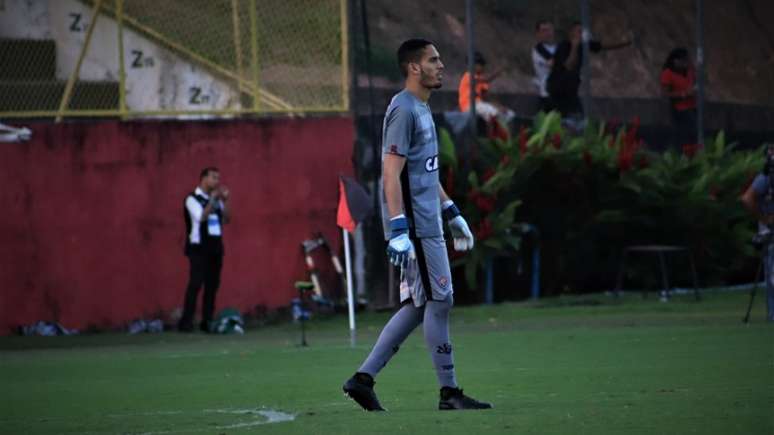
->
[400,236,453,307]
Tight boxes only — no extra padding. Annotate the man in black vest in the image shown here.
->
[179,167,230,332]
[547,21,632,119]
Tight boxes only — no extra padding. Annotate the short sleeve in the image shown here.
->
[660,69,673,87]
[383,104,414,157]
[458,72,470,111]
[752,174,768,195]
[531,49,543,71]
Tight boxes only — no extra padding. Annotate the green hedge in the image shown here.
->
[440,112,764,294]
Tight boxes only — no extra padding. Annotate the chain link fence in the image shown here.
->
[0,0,348,119]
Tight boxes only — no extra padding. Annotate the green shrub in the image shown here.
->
[441,112,764,294]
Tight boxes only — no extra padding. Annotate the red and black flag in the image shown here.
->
[336,176,373,233]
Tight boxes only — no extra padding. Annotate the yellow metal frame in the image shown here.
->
[340,0,350,112]
[117,0,128,118]
[1,0,350,119]
[56,0,103,122]
[231,0,244,100]
[248,0,261,111]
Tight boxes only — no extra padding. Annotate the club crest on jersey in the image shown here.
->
[425,155,439,172]
[436,275,449,288]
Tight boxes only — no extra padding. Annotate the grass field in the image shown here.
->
[1,291,772,435]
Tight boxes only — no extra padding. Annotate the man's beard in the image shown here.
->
[420,69,442,89]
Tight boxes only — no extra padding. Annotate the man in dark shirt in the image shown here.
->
[547,22,632,118]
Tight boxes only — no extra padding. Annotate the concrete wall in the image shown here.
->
[0,117,354,334]
[0,0,240,112]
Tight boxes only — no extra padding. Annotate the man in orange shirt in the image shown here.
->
[458,52,514,124]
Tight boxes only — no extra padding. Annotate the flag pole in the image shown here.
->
[343,228,356,347]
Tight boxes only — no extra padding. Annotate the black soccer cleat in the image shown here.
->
[438,387,492,410]
[342,372,386,411]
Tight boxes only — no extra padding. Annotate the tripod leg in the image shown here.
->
[688,251,700,301]
[743,258,763,324]
[614,249,628,298]
[301,317,308,346]
[658,251,670,301]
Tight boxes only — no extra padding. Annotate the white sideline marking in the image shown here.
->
[106,411,184,418]
[118,407,295,434]
[204,408,296,428]
[159,350,232,359]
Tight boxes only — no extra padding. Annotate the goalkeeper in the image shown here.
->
[342,38,492,412]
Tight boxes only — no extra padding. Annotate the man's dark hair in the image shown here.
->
[397,38,434,78]
[564,21,583,38]
[200,166,219,179]
[663,47,689,71]
[535,19,552,31]
[473,51,486,66]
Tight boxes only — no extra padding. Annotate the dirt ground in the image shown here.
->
[360,0,774,106]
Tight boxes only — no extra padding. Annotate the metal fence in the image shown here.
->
[0,0,349,119]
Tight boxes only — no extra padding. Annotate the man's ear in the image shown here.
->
[407,62,420,76]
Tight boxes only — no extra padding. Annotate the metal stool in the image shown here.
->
[615,245,700,301]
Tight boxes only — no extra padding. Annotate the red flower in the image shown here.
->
[623,117,641,149]
[467,189,496,214]
[482,168,496,183]
[606,118,621,135]
[488,120,509,141]
[618,150,634,172]
[500,154,511,166]
[583,151,593,167]
[551,133,562,150]
[518,126,529,156]
[617,135,644,173]
[445,167,455,195]
[475,218,493,241]
[682,143,700,158]
[631,115,641,130]
[476,195,496,213]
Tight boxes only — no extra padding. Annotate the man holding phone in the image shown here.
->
[179,167,230,332]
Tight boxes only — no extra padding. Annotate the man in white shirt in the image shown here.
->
[179,167,230,332]
[531,19,557,112]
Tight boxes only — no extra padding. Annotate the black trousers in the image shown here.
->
[538,97,555,113]
[179,250,223,330]
[551,94,583,117]
[672,108,697,149]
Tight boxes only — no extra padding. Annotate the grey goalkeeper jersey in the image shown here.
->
[381,89,443,240]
